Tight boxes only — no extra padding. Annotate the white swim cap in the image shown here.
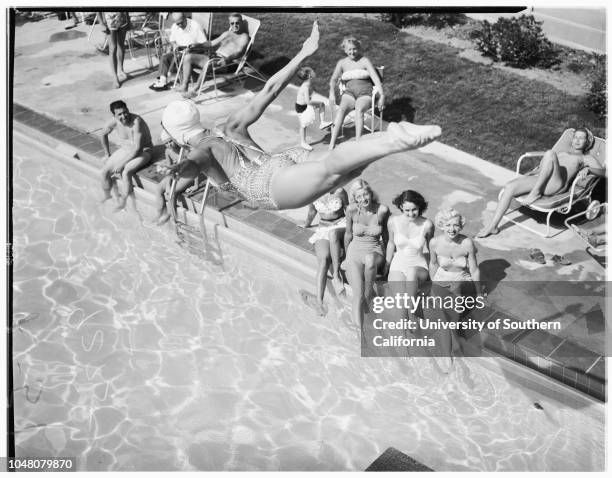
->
[161,99,203,145]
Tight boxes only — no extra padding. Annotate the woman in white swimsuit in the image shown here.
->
[429,208,482,296]
[429,208,484,366]
[384,190,434,318]
[300,187,348,315]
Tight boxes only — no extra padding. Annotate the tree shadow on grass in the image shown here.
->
[256,55,291,77]
[383,96,417,123]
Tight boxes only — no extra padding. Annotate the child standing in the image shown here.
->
[295,67,329,151]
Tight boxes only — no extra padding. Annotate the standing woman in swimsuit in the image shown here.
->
[328,36,385,150]
[344,180,389,330]
[98,12,131,88]
[160,22,441,211]
[301,187,349,316]
[384,190,434,318]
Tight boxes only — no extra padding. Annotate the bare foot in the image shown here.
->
[118,71,130,82]
[113,78,121,89]
[113,195,127,212]
[476,227,499,238]
[387,121,442,150]
[174,84,188,93]
[332,276,345,295]
[299,21,319,57]
[300,142,313,151]
[182,90,197,99]
[100,190,113,204]
[299,289,328,316]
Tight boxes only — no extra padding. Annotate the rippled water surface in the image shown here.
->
[12,141,604,471]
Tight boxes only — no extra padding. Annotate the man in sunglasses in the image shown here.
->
[175,12,250,95]
[150,12,207,91]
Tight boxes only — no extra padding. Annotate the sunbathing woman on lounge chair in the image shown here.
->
[160,22,441,211]
[477,127,605,238]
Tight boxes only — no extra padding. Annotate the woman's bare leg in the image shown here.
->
[108,31,120,88]
[523,150,565,204]
[223,21,321,149]
[270,122,441,209]
[116,26,128,80]
[346,261,365,330]
[364,253,384,303]
[329,95,355,150]
[328,228,344,288]
[314,240,331,304]
[354,96,372,140]
[477,175,537,237]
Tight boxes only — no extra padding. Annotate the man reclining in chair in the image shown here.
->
[149,12,207,92]
[477,127,606,238]
[175,12,250,96]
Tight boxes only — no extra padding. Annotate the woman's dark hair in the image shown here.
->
[392,190,428,215]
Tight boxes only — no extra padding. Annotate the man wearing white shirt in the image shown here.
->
[149,12,206,91]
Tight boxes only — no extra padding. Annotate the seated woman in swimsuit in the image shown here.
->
[300,187,349,316]
[328,36,385,150]
[344,179,389,330]
[429,209,484,366]
[384,190,434,319]
[160,22,441,212]
[477,127,605,238]
[429,208,483,297]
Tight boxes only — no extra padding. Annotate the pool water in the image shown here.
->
[12,139,604,471]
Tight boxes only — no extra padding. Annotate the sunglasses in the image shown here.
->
[229,21,241,25]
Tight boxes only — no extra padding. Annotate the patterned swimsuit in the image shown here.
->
[194,135,310,210]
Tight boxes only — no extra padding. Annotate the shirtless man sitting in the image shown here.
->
[100,100,153,210]
[477,127,605,238]
[175,12,250,95]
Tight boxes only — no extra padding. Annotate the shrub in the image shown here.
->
[586,55,606,119]
[380,13,466,29]
[471,15,559,69]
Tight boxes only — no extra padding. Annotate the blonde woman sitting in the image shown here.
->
[430,208,483,296]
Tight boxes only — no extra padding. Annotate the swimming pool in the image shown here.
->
[11,137,605,471]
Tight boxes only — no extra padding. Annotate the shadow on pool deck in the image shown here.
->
[11,16,606,400]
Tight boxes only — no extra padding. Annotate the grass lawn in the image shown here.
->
[211,12,605,169]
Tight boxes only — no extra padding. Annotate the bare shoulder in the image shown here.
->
[378,204,390,215]
[461,235,476,249]
[346,203,358,215]
[423,218,435,233]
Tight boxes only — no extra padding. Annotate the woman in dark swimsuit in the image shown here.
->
[344,180,389,330]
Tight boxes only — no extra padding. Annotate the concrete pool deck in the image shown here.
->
[10,15,607,400]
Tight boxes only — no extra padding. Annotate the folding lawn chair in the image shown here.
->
[500,128,606,238]
[127,12,160,69]
[191,14,266,99]
[171,12,214,89]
